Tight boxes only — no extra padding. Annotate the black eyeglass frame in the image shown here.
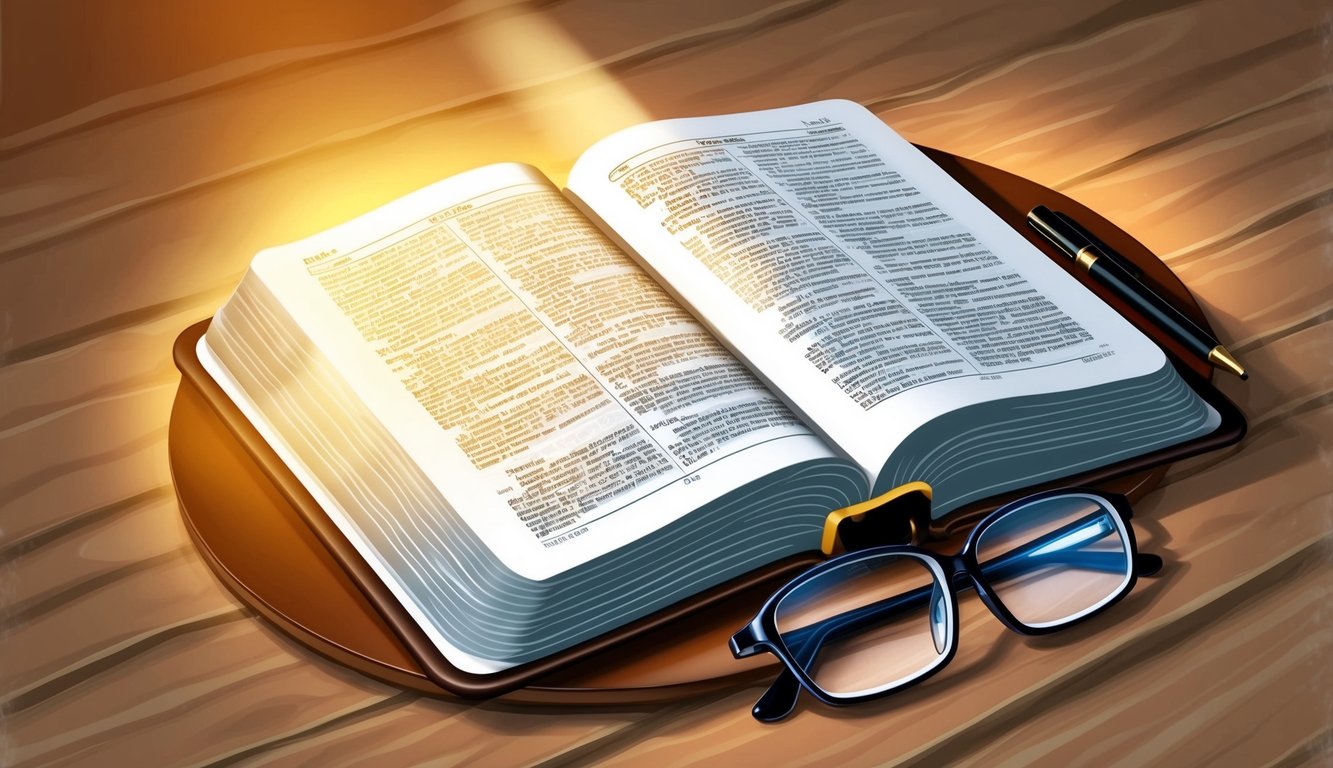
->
[730,487,1160,715]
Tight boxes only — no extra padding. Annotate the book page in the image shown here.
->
[568,101,1175,487]
[215,163,839,580]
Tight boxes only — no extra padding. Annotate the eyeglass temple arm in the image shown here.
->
[749,509,1150,721]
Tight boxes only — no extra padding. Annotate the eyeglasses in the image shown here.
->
[729,488,1161,722]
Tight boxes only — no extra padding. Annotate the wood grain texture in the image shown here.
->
[523,405,1333,767]
[1,0,1329,765]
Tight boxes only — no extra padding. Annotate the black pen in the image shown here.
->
[1027,205,1248,380]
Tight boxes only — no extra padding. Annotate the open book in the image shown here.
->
[200,100,1220,678]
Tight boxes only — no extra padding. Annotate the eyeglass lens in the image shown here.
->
[773,553,950,697]
[975,493,1131,628]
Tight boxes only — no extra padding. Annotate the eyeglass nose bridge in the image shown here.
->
[930,552,972,584]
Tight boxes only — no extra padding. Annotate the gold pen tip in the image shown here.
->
[1208,346,1247,380]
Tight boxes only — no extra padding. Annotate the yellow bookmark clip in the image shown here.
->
[821,481,932,556]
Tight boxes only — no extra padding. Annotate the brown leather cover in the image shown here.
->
[169,146,1246,702]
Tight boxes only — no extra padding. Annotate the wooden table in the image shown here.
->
[2,2,1329,765]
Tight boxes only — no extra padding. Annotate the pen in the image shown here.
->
[1026,205,1248,380]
